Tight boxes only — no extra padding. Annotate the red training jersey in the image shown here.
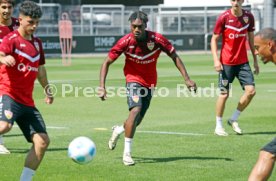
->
[0,30,45,107]
[0,17,19,43]
[108,30,175,87]
[213,9,255,65]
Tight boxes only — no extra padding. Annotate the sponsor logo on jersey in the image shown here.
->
[243,16,249,24]
[20,43,26,47]
[147,42,155,51]
[132,95,139,103]
[17,63,38,72]
[228,33,246,39]
[4,110,13,120]
[34,41,40,51]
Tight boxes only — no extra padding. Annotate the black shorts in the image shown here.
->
[0,95,47,142]
[218,63,255,91]
[261,137,276,155]
[126,82,153,118]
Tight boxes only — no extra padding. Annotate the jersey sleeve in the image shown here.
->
[213,14,224,35]
[156,34,175,56]
[0,36,14,55]
[247,12,255,32]
[108,36,128,61]
[37,38,45,65]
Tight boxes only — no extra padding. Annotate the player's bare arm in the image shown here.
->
[248,31,259,75]
[211,33,222,72]
[170,52,197,92]
[99,56,114,101]
[0,52,16,67]
[37,65,54,104]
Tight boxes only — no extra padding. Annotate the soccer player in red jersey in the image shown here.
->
[99,11,197,166]
[0,1,53,180]
[248,28,276,181]
[211,0,259,136]
[0,0,19,154]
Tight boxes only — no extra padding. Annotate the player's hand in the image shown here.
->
[98,87,107,101]
[253,63,259,75]
[185,79,197,93]
[45,96,54,104]
[0,55,16,67]
[214,61,223,72]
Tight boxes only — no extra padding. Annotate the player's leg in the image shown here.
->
[248,138,276,181]
[0,95,20,154]
[108,84,153,154]
[108,82,143,150]
[0,121,12,154]
[18,107,50,181]
[228,63,255,134]
[215,67,234,136]
[108,82,138,150]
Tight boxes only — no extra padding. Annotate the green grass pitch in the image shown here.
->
[1,53,276,181]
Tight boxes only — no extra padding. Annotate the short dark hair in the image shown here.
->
[128,11,148,25]
[255,28,276,41]
[19,1,42,19]
[0,0,15,7]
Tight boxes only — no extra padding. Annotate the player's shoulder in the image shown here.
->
[242,9,254,17]
[117,33,132,46]
[147,30,168,43]
[32,35,42,42]
[219,9,231,18]
[4,30,19,41]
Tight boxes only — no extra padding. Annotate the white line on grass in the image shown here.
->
[267,90,276,92]
[93,128,205,136]
[13,125,69,129]
[137,130,205,136]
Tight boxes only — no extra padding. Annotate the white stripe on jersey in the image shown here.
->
[225,24,250,32]
[125,48,160,60]
[15,49,40,62]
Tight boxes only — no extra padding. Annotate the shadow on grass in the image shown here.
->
[244,131,276,135]
[3,134,23,137]
[8,147,68,154]
[134,156,233,163]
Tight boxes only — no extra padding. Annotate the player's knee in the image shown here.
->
[33,133,50,150]
[42,134,50,149]
[246,88,256,98]
[0,121,12,133]
[219,92,229,99]
[130,107,142,117]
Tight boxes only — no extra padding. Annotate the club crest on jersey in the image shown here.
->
[243,16,249,24]
[132,95,139,103]
[147,42,155,51]
[34,41,40,51]
[222,79,228,86]
[4,110,13,120]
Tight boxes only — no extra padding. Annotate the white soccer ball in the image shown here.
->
[68,136,96,164]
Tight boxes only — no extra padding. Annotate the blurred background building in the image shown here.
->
[13,0,276,54]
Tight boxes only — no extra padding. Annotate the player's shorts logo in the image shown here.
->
[222,79,228,86]
[4,110,13,120]
[132,95,139,103]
